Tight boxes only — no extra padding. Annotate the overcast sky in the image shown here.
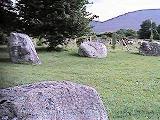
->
[87,0,160,21]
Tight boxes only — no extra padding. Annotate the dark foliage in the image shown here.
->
[138,19,159,40]
[0,0,18,33]
[0,0,19,44]
[16,0,93,49]
[116,29,137,38]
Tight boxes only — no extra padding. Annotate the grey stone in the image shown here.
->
[0,100,18,120]
[139,41,160,56]
[8,32,41,64]
[0,81,109,120]
[78,41,107,58]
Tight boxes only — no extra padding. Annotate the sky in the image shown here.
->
[87,0,160,21]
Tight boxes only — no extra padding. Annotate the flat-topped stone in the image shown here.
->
[8,32,41,64]
[0,81,109,120]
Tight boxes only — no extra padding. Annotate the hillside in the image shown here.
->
[90,9,160,33]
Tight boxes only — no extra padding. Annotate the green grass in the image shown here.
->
[0,45,160,119]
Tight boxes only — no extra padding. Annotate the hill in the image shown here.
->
[90,9,160,33]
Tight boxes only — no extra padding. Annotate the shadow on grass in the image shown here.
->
[0,58,11,63]
[0,46,11,63]
[36,47,68,53]
[0,46,8,52]
[36,47,48,52]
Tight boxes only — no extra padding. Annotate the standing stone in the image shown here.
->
[139,41,160,56]
[78,41,107,58]
[0,81,109,120]
[8,32,41,64]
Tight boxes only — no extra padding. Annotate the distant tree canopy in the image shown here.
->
[99,29,137,40]
[0,0,18,44]
[116,29,137,38]
[0,0,18,33]
[16,0,93,49]
[98,32,113,38]
[157,25,160,35]
[138,19,160,40]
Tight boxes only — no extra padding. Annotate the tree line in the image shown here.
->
[99,19,160,40]
[1,0,160,48]
[0,0,96,49]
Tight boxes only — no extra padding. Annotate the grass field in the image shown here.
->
[0,45,160,119]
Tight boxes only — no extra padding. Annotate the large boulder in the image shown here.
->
[8,32,41,64]
[0,81,109,120]
[139,41,160,56]
[78,41,107,58]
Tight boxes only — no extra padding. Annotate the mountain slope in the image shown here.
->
[91,9,160,33]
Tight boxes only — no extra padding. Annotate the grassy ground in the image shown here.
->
[0,45,160,119]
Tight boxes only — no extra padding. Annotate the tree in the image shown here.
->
[111,32,119,49]
[0,0,18,44]
[116,29,137,38]
[125,29,137,38]
[116,29,126,38]
[16,0,93,49]
[157,25,160,33]
[0,0,18,32]
[138,19,158,40]
[156,25,160,39]
[99,32,113,38]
